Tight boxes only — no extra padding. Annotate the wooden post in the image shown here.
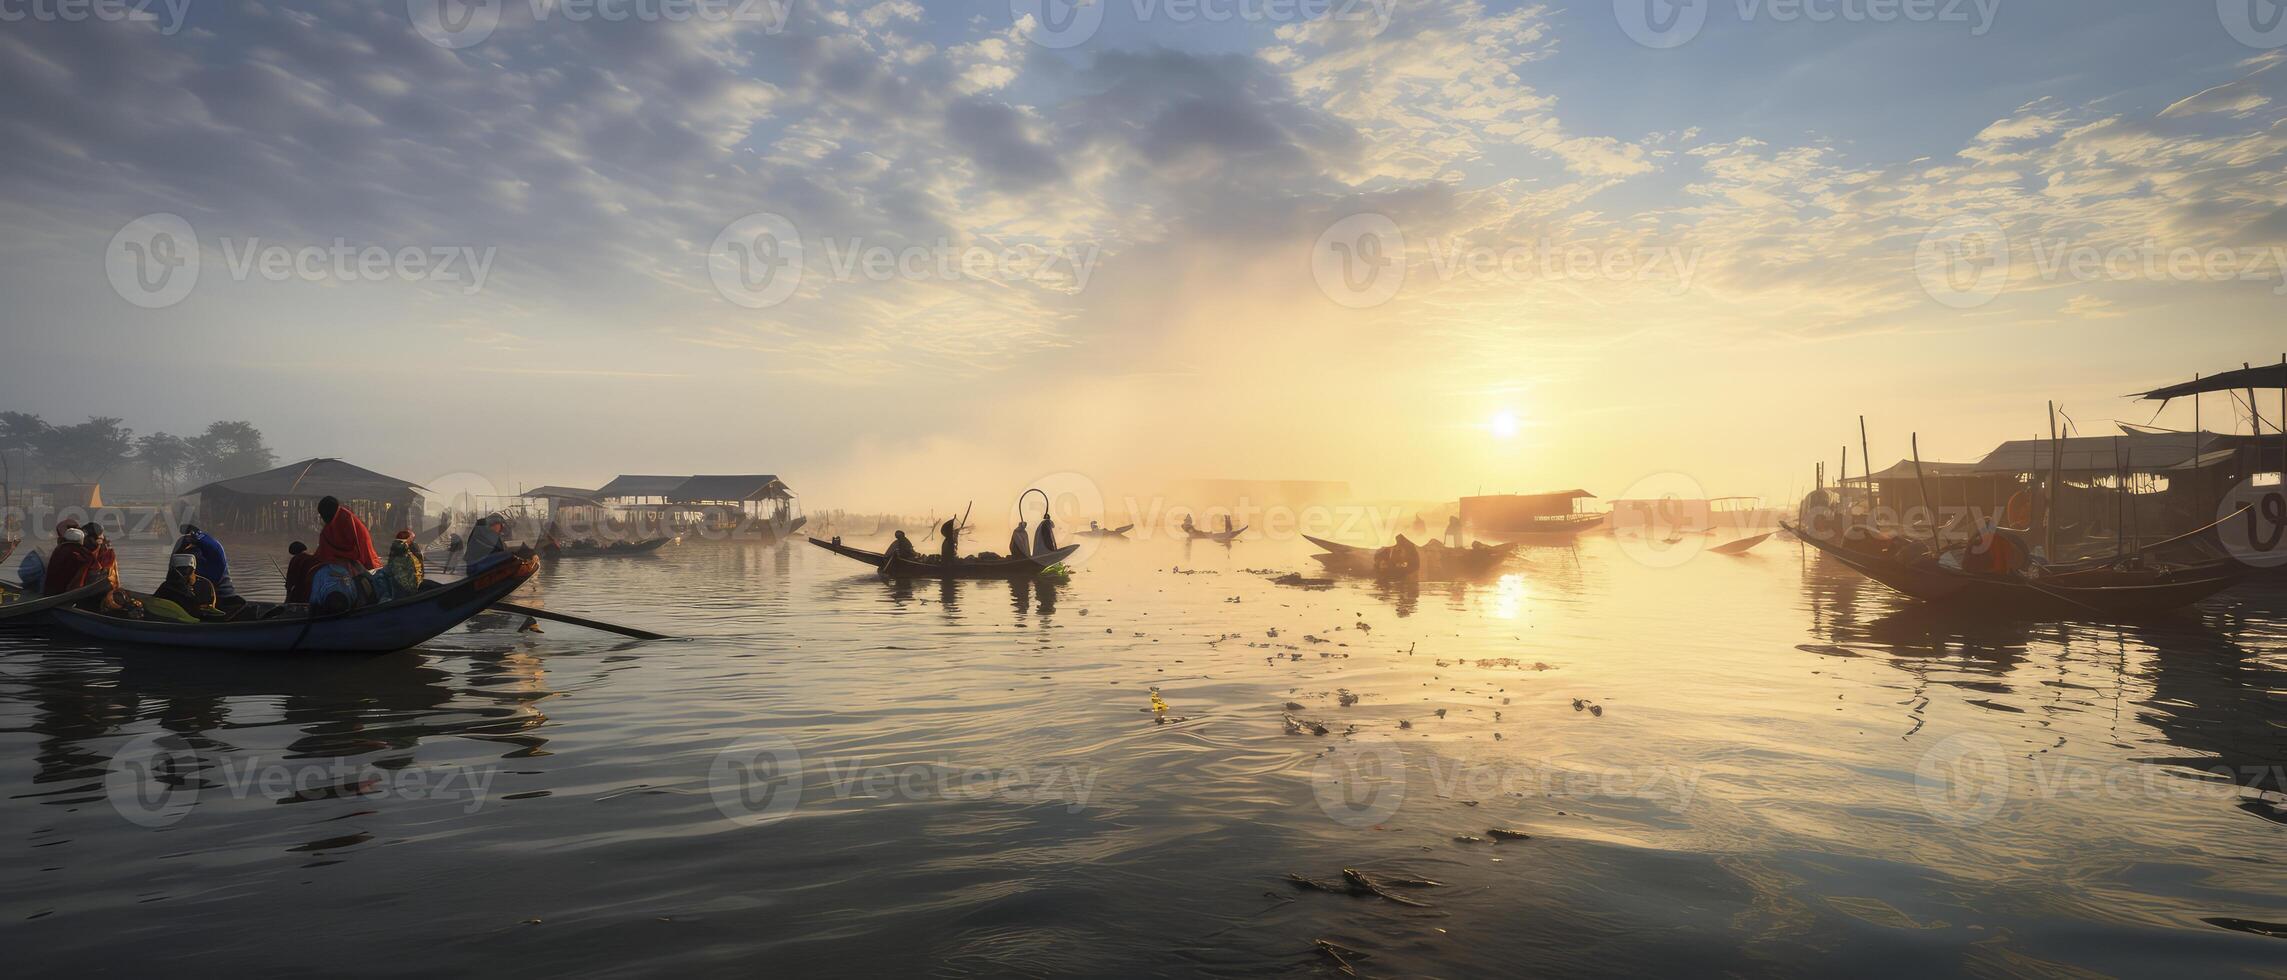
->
[1859,416,1873,522]
[1911,434,1940,551]
[2046,401,2061,560]
[2113,436,2125,557]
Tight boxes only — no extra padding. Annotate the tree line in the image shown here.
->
[0,413,276,494]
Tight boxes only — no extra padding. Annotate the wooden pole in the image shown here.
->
[2113,436,2125,556]
[1858,416,1873,521]
[1911,434,1940,551]
[2046,401,2061,560]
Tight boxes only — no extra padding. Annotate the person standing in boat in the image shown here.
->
[1444,514,1464,547]
[939,518,960,562]
[1033,506,1057,556]
[1009,519,1030,560]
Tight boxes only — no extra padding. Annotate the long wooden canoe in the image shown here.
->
[0,580,111,624]
[1186,526,1247,542]
[1075,524,1135,538]
[809,537,1080,579]
[1785,522,2242,618]
[1303,535,1519,578]
[543,536,674,558]
[45,556,539,652]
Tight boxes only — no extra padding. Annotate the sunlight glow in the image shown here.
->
[1488,411,1520,439]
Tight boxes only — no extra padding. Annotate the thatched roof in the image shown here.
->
[186,458,425,500]
[669,475,790,503]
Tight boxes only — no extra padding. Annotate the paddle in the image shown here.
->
[419,578,669,640]
[489,600,671,640]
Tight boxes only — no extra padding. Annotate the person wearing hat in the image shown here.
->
[40,525,95,597]
[15,518,79,593]
[154,552,226,620]
[175,522,243,611]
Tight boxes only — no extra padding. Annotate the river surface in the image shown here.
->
[2,529,2284,977]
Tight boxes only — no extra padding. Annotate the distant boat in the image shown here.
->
[1075,524,1135,538]
[43,556,540,652]
[543,536,674,558]
[809,537,1079,579]
[1708,531,1775,555]
[1304,535,1518,578]
[1186,525,1247,542]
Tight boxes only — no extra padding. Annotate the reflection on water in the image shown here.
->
[0,533,2281,974]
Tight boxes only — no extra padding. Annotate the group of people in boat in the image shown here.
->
[1798,487,2037,577]
[13,496,474,622]
[877,507,1062,566]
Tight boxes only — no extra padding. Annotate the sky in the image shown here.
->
[1,0,2283,515]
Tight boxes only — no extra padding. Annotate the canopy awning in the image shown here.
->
[2132,362,2287,400]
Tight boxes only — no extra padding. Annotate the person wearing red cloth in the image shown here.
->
[312,496,380,570]
[284,541,321,604]
[41,526,95,596]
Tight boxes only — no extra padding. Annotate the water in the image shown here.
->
[3,531,2283,976]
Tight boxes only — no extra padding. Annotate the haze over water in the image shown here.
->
[3,532,2281,975]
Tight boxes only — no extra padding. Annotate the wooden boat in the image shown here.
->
[0,580,111,624]
[1783,522,2242,617]
[809,537,1080,579]
[1491,513,1606,537]
[543,536,673,558]
[1304,535,1518,578]
[44,555,540,653]
[1186,525,1247,542]
[1708,530,1775,555]
[1075,524,1136,538]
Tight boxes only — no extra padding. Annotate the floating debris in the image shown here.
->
[1337,689,1360,707]
[1286,869,1441,908]
[1487,828,1530,841]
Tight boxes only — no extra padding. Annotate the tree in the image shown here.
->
[0,412,47,483]
[37,417,135,483]
[137,432,194,494]
[188,420,276,482]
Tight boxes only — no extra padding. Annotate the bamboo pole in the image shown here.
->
[2046,401,2061,560]
[2113,437,2125,556]
[1911,433,1939,551]
[1859,415,1873,520]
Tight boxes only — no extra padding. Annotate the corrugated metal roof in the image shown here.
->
[2133,362,2287,400]
[669,475,790,502]
[521,486,601,503]
[594,475,690,499]
[186,458,427,500]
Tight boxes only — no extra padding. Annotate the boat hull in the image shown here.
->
[0,581,111,624]
[1186,526,1247,542]
[544,537,673,558]
[47,556,540,652]
[1785,522,2242,618]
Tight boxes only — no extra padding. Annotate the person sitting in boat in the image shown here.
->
[1033,509,1058,556]
[308,496,383,612]
[1088,520,1101,533]
[1445,514,1464,547]
[371,534,425,601]
[1962,519,2029,576]
[1182,516,1197,535]
[284,541,319,604]
[16,518,78,594]
[886,530,918,563]
[175,523,244,611]
[80,523,143,614]
[464,513,510,573]
[40,526,95,597]
[153,553,228,621]
[1009,520,1030,560]
[939,518,960,563]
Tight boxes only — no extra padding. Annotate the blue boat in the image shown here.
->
[46,556,540,653]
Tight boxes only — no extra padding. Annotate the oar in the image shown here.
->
[420,578,670,640]
[489,600,671,640]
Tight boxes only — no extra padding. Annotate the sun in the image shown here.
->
[1487,410,1520,439]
